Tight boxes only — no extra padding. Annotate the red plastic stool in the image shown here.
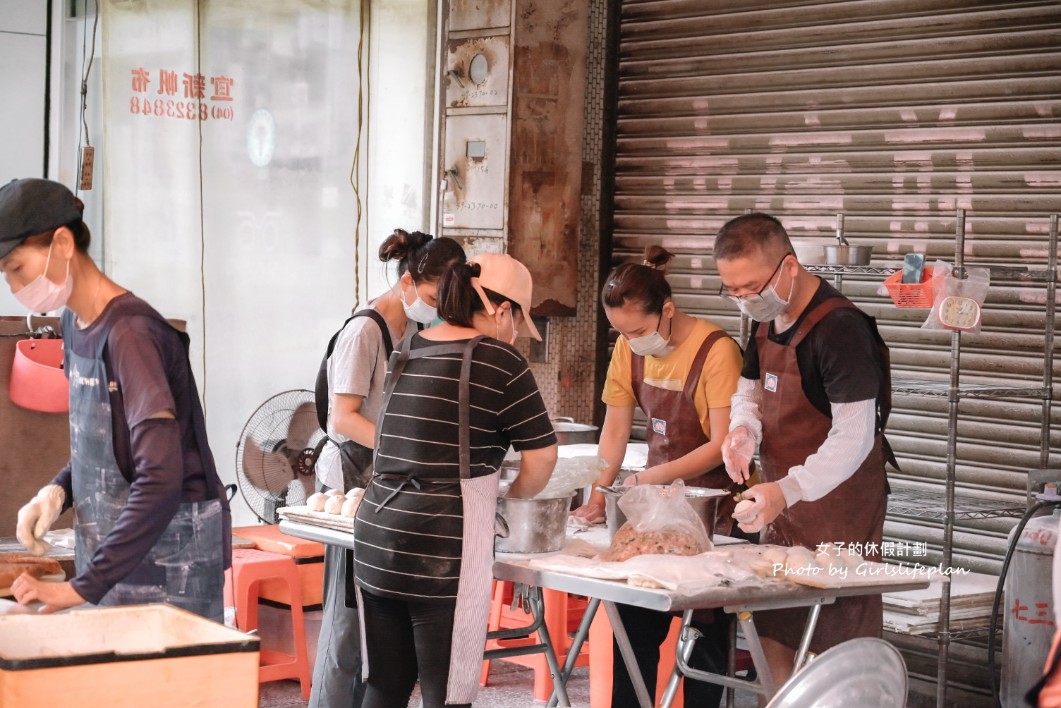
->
[226,548,312,699]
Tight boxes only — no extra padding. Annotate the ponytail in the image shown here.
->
[437,262,482,328]
[378,230,466,282]
[437,262,520,327]
[601,245,674,314]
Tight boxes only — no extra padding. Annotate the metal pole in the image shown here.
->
[1041,215,1057,469]
[937,207,965,707]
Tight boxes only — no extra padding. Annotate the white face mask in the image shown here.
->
[734,264,792,323]
[14,241,73,314]
[402,283,437,324]
[627,313,673,358]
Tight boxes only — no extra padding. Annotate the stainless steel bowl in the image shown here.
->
[551,417,599,445]
[494,494,573,553]
[599,485,728,540]
[823,244,873,265]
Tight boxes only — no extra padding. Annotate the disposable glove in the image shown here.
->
[721,426,756,484]
[733,482,787,535]
[16,485,65,556]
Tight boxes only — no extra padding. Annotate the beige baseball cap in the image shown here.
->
[469,253,541,341]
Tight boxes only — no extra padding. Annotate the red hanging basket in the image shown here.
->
[9,338,69,413]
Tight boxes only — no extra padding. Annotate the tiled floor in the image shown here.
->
[258,662,592,707]
[258,662,762,707]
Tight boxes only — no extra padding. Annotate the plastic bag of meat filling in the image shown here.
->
[604,480,712,562]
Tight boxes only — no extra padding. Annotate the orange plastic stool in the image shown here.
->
[588,607,684,708]
[481,580,592,702]
[231,524,326,606]
[226,548,312,699]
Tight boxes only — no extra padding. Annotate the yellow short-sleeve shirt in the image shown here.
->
[601,318,743,439]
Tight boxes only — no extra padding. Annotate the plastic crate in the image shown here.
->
[884,268,938,308]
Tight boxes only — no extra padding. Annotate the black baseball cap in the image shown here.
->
[0,178,84,260]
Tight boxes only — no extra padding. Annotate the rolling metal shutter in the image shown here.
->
[608,1,1060,697]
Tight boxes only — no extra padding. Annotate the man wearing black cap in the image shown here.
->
[0,178,232,620]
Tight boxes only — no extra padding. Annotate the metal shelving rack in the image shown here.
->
[807,211,1058,707]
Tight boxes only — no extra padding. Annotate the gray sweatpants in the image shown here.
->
[309,490,365,708]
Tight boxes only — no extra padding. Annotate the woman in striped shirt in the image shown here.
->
[353,253,558,708]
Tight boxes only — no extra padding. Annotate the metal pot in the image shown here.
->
[822,244,873,265]
[599,485,728,541]
[551,416,598,445]
[494,494,573,553]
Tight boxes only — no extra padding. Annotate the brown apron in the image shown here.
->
[755,297,889,653]
[631,329,739,535]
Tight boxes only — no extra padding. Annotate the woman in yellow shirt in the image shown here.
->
[573,244,743,707]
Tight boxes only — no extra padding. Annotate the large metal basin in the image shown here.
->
[551,417,598,445]
[494,494,573,553]
[600,485,728,540]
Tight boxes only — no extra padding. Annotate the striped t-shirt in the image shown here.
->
[353,334,556,601]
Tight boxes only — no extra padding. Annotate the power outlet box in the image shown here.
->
[79,146,94,191]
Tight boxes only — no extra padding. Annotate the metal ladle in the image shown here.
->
[836,213,849,246]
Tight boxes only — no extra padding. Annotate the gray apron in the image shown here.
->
[67,310,226,622]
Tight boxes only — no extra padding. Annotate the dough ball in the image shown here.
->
[345,487,365,501]
[324,495,344,515]
[628,577,665,589]
[839,548,864,568]
[815,553,846,573]
[750,560,775,578]
[785,545,815,570]
[341,496,361,518]
[761,547,788,567]
[733,499,756,522]
[307,492,328,512]
[325,488,345,498]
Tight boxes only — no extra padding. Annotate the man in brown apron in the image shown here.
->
[713,213,895,689]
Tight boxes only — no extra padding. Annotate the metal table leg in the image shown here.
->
[660,610,696,708]
[528,587,571,707]
[546,596,601,708]
[483,585,571,707]
[604,600,655,708]
[673,610,771,699]
[737,610,777,697]
[792,601,822,671]
[726,615,738,708]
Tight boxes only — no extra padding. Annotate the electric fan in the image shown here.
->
[235,389,323,523]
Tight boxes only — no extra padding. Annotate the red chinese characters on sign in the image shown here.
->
[1012,597,1056,627]
[128,67,236,122]
[131,68,151,93]
[157,70,178,96]
[210,76,234,101]
[183,73,205,99]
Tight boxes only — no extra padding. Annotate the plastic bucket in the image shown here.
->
[9,338,68,413]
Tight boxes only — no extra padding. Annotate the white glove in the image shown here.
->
[16,485,65,556]
[722,426,756,484]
